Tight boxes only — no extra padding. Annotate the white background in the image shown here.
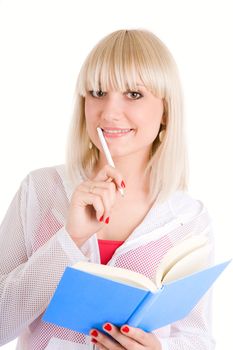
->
[0,0,232,349]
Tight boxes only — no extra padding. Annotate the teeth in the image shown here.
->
[103,129,131,134]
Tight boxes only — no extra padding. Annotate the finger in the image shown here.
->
[120,325,158,347]
[90,339,108,350]
[81,180,117,201]
[88,188,113,222]
[90,328,123,350]
[74,191,105,222]
[90,337,108,350]
[102,323,140,349]
[96,344,108,350]
[93,165,125,192]
[81,181,117,221]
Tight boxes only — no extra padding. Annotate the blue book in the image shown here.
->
[42,237,231,335]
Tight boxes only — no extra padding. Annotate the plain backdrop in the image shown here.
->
[0,0,232,349]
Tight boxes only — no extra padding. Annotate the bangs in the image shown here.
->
[77,30,169,98]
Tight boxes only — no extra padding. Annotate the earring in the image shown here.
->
[159,129,166,143]
[89,141,93,150]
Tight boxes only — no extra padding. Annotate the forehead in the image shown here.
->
[80,62,164,99]
[78,31,167,99]
[97,82,147,91]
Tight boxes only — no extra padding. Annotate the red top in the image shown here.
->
[98,239,124,265]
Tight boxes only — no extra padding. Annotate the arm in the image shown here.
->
[0,176,87,346]
[156,292,215,349]
[156,196,216,349]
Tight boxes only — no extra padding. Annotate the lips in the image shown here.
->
[101,128,132,134]
[101,127,134,138]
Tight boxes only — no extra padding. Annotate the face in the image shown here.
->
[84,84,165,161]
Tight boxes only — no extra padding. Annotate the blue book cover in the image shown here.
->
[42,260,230,334]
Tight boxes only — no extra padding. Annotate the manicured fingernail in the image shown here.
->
[91,338,97,343]
[90,330,98,337]
[99,215,104,222]
[121,180,126,188]
[122,326,130,333]
[105,217,110,224]
[104,323,112,331]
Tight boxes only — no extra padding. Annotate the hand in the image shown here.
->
[89,323,162,350]
[65,165,125,246]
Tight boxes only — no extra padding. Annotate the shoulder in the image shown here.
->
[25,164,68,195]
[168,190,211,223]
[26,164,78,200]
[27,164,65,184]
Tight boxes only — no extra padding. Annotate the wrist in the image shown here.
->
[65,225,87,247]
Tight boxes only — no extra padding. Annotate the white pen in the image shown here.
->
[97,127,125,197]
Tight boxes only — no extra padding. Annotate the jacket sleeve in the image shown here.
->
[155,195,216,350]
[158,292,215,349]
[0,176,88,346]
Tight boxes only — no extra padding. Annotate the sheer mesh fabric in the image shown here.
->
[0,165,215,349]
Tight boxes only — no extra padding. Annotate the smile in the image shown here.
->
[102,128,131,134]
[102,128,133,138]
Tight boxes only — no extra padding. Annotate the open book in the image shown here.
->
[43,235,230,334]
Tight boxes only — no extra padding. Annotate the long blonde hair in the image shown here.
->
[66,29,189,204]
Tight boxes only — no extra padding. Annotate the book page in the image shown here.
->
[72,261,158,292]
[154,235,211,287]
[72,235,211,292]
[162,244,212,283]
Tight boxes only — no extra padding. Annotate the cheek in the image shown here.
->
[84,97,98,117]
[84,101,92,120]
[144,123,161,143]
[138,108,162,139]
[84,109,94,139]
[85,102,98,129]
[84,102,101,147]
[146,104,164,139]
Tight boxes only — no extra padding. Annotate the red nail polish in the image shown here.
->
[122,326,130,333]
[121,180,126,188]
[99,215,104,222]
[105,217,110,224]
[91,338,97,344]
[104,323,112,331]
[91,330,98,337]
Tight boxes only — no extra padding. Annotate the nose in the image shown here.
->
[101,93,123,121]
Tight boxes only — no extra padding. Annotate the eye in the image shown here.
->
[89,90,106,98]
[126,91,143,100]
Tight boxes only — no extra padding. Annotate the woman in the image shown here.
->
[0,29,215,349]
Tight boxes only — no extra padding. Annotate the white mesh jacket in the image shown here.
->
[0,165,215,350]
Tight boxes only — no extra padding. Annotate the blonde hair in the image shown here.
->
[66,29,189,204]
